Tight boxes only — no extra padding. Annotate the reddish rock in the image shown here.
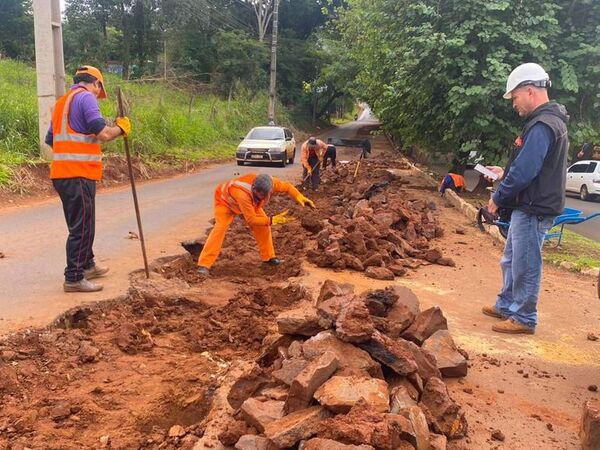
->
[285,351,339,413]
[314,376,390,414]
[429,433,448,450]
[342,253,365,271]
[421,248,442,263]
[398,339,441,381]
[218,419,249,446]
[359,331,417,376]
[353,199,374,219]
[335,300,375,344]
[388,265,408,277]
[287,340,304,359]
[227,366,270,409]
[365,267,395,280]
[343,231,368,255]
[436,257,456,267]
[363,253,384,268]
[318,294,357,326]
[272,358,309,386]
[276,303,326,336]
[257,334,296,367]
[235,434,276,450]
[389,385,418,413]
[362,288,399,317]
[301,438,375,449]
[325,242,343,263]
[301,215,324,233]
[422,330,467,378]
[78,341,100,363]
[418,377,468,439]
[402,307,448,345]
[261,385,289,401]
[317,280,355,305]
[241,398,285,433]
[264,406,332,448]
[581,399,600,450]
[395,406,429,450]
[302,331,383,378]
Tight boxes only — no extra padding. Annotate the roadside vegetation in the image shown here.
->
[544,228,600,272]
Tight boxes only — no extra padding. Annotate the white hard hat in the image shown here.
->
[503,63,551,99]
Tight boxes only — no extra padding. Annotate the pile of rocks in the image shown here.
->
[223,280,468,449]
[302,167,455,281]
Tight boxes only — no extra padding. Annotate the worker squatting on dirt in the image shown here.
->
[196,173,315,276]
[439,173,466,196]
[45,65,132,293]
[301,136,327,190]
[482,63,569,335]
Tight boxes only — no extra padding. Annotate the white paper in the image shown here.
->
[474,164,499,181]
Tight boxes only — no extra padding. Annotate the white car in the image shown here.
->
[236,126,296,167]
[566,160,600,201]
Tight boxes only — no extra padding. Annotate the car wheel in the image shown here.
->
[580,185,589,201]
[288,149,295,164]
[278,158,286,168]
[237,161,244,166]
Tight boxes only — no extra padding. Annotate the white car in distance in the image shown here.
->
[236,126,296,167]
[565,160,600,201]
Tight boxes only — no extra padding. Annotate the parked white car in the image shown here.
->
[236,126,296,167]
[565,160,600,201]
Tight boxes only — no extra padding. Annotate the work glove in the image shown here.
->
[271,209,295,225]
[116,116,131,137]
[295,193,315,209]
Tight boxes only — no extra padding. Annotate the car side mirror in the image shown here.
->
[286,136,292,141]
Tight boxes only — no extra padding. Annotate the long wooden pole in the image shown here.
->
[117,87,150,278]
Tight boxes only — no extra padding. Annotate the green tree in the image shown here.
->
[0,0,33,60]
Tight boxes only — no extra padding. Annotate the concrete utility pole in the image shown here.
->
[33,0,65,161]
[267,0,279,124]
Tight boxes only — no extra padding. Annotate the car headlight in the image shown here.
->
[237,147,248,153]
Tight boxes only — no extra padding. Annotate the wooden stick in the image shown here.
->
[117,87,150,278]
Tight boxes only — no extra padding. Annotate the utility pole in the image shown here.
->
[267,0,279,124]
[33,0,65,161]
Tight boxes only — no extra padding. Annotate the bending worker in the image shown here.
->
[46,65,131,293]
[197,173,315,275]
[301,136,327,190]
[439,173,466,195]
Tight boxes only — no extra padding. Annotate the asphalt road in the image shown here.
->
[0,118,374,335]
[464,168,600,242]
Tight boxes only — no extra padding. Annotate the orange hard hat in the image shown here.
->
[75,65,107,98]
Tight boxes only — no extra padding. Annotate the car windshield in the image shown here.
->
[247,128,284,140]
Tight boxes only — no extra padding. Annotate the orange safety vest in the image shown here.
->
[448,173,465,188]
[50,87,103,180]
[215,174,265,214]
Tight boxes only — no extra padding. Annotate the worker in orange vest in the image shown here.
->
[439,173,466,196]
[300,136,327,190]
[197,173,315,275]
[45,66,131,293]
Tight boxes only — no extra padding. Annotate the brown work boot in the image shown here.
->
[84,264,110,280]
[63,278,103,293]
[492,318,535,335]
[482,305,507,319]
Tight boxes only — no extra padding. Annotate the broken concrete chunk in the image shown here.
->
[389,385,418,413]
[276,303,326,336]
[240,398,285,433]
[365,267,395,280]
[264,406,332,449]
[335,300,375,344]
[581,399,600,450]
[314,375,390,414]
[285,351,339,413]
[317,280,355,305]
[422,330,467,378]
[359,331,418,376]
[402,306,448,345]
[272,358,309,386]
[301,438,375,449]
[302,331,383,378]
[418,377,468,439]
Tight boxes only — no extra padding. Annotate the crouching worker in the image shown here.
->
[439,173,466,196]
[197,173,315,275]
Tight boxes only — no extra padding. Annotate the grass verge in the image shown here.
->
[544,228,600,272]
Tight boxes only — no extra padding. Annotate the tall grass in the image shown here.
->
[0,59,293,185]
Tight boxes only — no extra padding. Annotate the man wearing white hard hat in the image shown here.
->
[481,63,569,335]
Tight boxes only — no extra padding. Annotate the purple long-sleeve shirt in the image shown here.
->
[45,85,106,147]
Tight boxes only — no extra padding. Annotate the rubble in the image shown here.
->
[419,377,468,439]
[422,330,468,377]
[314,375,390,413]
[403,306,448,345]
[581,399,600,450]
[241,398,285,432]
[263,405,332,448]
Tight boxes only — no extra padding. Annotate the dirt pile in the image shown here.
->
[222,280,469,449]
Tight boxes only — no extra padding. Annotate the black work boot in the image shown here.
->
[263,258,282,266]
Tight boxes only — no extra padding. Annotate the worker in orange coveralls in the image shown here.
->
[196,173,315,275]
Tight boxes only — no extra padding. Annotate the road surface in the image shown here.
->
[0,118,374,335]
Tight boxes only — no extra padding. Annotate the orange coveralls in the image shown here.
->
[198,173,302,268]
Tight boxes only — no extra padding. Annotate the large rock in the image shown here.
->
[422,330,467,378]
[314,376,390,414]
[353,199,374,219]
[429,433,448,450]
[285,352,339,413]
[343,231,368,255]
[362,288,399,317]
[228,366,270,409]
[273,358,309,386]
[396,406,430,450]
[342,253,365,271]
[389,386,418,413]
[398,339,441,381]
[335,300,375,344]
[317,280,355,305]
[240,398,285,433]
[581,399,600,450]
[301,438,375,449]
[317,294,356,326]
[264,406,332,448]
[359,331,417,376]
[402,307,448,345]
[276,303,326,336]
[362,253,384,268]
[365,267,395,280]
[418,377,468,439]
[302,331,382,378]
[235,435,275,450]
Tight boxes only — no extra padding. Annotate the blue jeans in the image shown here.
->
[495,210,554,328]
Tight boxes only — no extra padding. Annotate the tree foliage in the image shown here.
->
[334,0,600,168]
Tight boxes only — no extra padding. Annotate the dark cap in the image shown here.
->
[308,137,317,145]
